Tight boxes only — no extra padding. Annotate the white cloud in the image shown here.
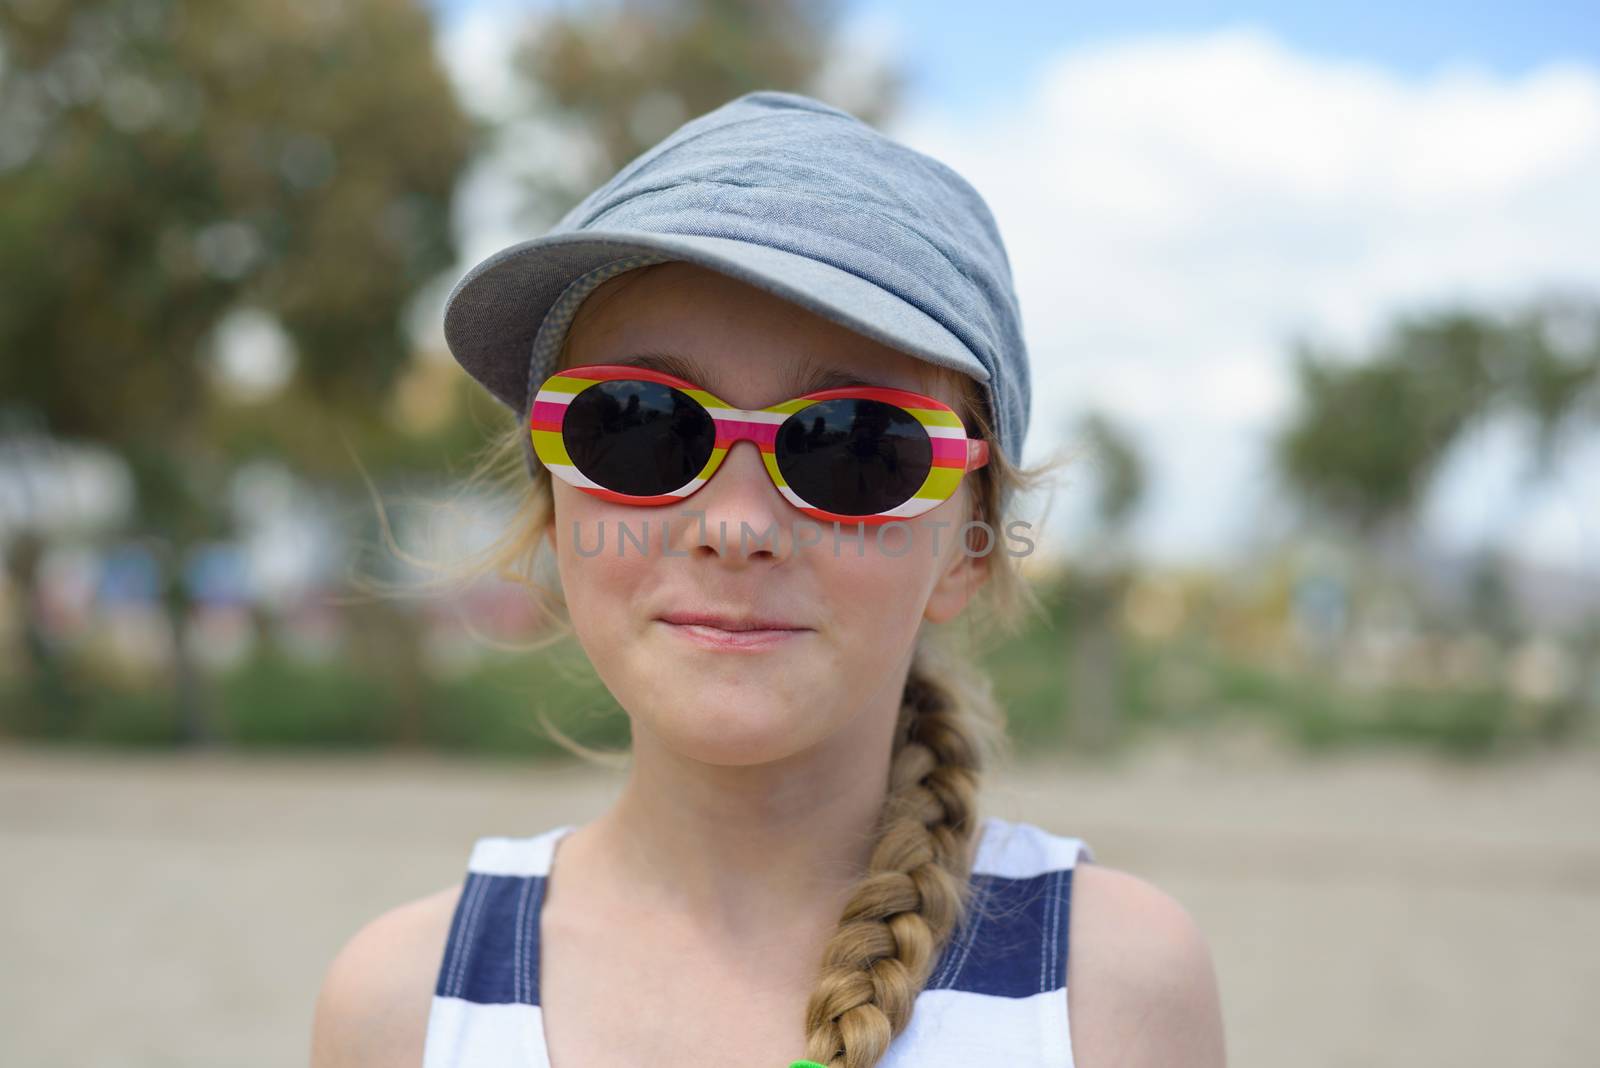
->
[883,25,1600,572]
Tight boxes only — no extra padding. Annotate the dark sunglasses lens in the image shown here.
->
[776,398,932,515]
[563,379,716,496]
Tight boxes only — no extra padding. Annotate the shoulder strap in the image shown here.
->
[433,826,573,1004]
[924,817,1089,998]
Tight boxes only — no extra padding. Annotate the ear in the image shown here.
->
[924,530,992,624]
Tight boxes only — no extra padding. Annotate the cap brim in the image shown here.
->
[443,230,990,414]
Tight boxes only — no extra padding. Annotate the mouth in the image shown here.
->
[655,612,812,652]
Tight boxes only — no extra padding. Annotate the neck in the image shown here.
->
[585,668,909,946]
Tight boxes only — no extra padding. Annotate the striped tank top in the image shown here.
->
[422,814,1094,1067]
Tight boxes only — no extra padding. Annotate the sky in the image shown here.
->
[801,1,1600,117]
[420,0,1600,578]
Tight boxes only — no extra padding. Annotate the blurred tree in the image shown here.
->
[0,0,473,742]
[1281,313,1489,542]
[1505,293,1600,470]
[1274,294,1600,632]
[1061,410,1147,752]
[1081,410,1145,545]
[504,0,905,224]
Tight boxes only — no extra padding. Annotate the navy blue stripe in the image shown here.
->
[437,865,1077,1004]
[435,872,549,1004]
[924,868,1077,998]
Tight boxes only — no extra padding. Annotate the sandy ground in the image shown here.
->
[2,730,1597,1068]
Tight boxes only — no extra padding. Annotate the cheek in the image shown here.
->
[559,550,650,643]
[549,492,656,648]
[814,523,945,647]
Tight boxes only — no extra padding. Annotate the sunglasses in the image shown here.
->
[529,363,989,525]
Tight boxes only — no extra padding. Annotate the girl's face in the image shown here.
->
[546,262,989,767]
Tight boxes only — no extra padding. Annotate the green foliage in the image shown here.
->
[986,580,1590,762]
[0,672,183,746]
[984,610,1073,749]
[506,0,904,221]
[0,0,472,475]
[0,0,476,744]
[0,624,634,757]
[215,648,393,747]
[1281,354,1445,529]
[3,606,1585,761]
[1149,632,1584,759]
[1075,411,1145,533]
[420,642,631,758]
[1275,297,1600,535]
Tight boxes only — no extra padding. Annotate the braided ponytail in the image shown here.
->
[800,644,986,1066]
[797,369,1062,1068]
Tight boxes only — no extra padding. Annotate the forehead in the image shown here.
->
[560,261,965,405]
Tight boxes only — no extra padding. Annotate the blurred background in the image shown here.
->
[1,1,1597,1065]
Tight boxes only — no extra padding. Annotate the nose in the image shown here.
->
[667,439,791,562]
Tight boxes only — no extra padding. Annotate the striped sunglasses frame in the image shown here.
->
[530,363,990,525]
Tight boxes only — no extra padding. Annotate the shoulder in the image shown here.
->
[1065,863,1226,1068]
[309,881,464,1068]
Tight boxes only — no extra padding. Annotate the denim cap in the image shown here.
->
[442,89,1032,485]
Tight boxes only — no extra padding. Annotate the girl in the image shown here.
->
[312,90,1224,1068]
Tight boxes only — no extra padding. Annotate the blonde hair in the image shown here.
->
[369,263,1067,1068]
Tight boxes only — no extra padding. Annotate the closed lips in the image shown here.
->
[658,613,808,631]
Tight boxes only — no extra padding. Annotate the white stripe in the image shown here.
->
[719,410,963,434]
[710,408,788,424]
[880,496,936,518]
[422,997,548,1068]
[886,986,1076,1068]
[546,462,705,497]
[531,389,575,408]
[773,494,953,521]
[776,484,811,510]
[466,825,574,877]
[779,490,931,519]
[467,818,1088,880]
[544,462,602,490]
[971,817,1094,879]
[424,985,1070,1068]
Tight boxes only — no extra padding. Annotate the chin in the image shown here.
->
[637,689,817,765]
